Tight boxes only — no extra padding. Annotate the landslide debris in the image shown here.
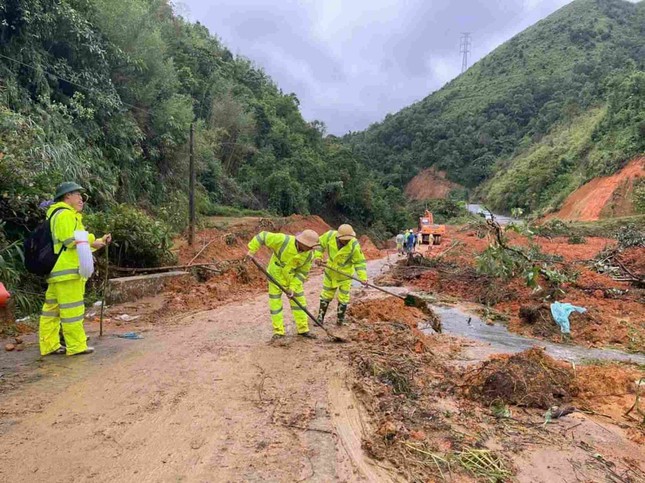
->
[463,348,577,409]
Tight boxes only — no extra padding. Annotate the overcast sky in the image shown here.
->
[180,0,575,135]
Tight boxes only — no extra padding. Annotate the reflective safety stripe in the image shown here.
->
[45,299,57,304]
[48,268,79,279]
[62,237,75,247]
[325,231,335,245]
[277,236,292,262]
[290,305,306,311]
[293,291,304,298]
[295,273,306,282]
[322,285,336,292]
[339,288,350,295]
[270,308,283,315]
[254,234,265,246]
[343,240,357,266]
[61,314,84,323]
[260,232,267,243]
[269,293,282,299]
[323,271,333,283]
[59,300,85,309]
[355,263,367,269]
[41,310,59,317]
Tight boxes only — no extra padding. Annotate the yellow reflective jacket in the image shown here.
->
[47,202,96,283]
[248,231,314,291]
[314,230,367,282]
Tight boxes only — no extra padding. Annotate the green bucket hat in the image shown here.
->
[54,182,85,201]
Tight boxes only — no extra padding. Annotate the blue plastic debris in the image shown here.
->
[550,302,587,334]
[117,332,143,340]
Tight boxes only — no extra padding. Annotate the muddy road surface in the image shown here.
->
[0,267,390,482]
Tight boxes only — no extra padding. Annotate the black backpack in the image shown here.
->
[24,207,69,276]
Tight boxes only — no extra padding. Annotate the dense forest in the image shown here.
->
[347,0,645,214]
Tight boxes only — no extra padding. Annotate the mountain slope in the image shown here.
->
[347,0,645,212]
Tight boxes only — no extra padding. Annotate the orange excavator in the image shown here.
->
[418,210,445,245]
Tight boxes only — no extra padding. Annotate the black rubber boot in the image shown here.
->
[337,303,348,326]
[298,332,317,339]
[317,299,330,326]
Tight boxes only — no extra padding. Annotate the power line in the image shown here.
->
[0,52,149,114]
[460,33,471,74]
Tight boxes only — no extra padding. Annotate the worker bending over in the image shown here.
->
[246,230,320,341]
[314,224,368,326]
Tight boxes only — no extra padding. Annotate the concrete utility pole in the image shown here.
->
[460,33,471,73]
[188,122,195,246]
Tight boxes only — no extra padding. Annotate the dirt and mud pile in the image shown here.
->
[346,299,516,481]
[463,348,577,409]
[349,297,425,325]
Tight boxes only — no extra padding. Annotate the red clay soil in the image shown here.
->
[358,235,381,260]
[620,247,645,276]
[548,157,644,221]
[404,167,462,200]
[348,298,426,326]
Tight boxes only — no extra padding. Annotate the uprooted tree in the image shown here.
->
[474,211,577,295]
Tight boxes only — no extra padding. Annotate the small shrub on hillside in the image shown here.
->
[85,205,176,268]
[616,224,645,248]
[634,178,645,215]
[567,234,586,244]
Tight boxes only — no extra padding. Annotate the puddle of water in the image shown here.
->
[430,305,645,365]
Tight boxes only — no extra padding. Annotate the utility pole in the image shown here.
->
[188,122,195,246]
[460,33,471,74]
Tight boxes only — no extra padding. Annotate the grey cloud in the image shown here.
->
[182,0,573,134]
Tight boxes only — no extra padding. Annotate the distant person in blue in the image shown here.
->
[406,230,416,253]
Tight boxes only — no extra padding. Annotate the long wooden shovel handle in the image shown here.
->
[250,257,326,332]
[322,263,406,301]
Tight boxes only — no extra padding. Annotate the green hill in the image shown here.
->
[347,0,645,214]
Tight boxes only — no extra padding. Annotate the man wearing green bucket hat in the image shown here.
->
[39,182,111,356]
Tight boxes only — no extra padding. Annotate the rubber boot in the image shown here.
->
[317,299,330,326]
[337,303,348,326]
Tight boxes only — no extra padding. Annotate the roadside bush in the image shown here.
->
[85,205,176,268]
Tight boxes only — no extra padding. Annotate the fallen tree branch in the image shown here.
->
[188,238,218,266]
[110,262,222,273]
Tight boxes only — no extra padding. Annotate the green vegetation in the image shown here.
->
[347,0,644,213]
[536,215,645,239]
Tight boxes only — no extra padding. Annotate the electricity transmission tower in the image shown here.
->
[460,33,471,73]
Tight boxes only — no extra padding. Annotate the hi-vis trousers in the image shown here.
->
[39,278,88,355]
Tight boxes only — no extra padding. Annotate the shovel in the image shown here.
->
[322,263,442,333]
[250,257,346,343]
